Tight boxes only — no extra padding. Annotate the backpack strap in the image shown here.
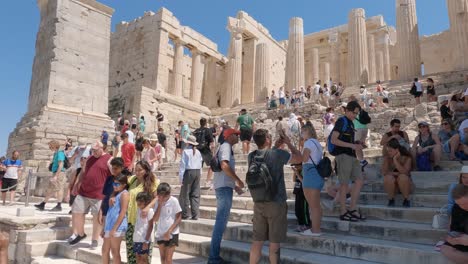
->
[307,139,322,167]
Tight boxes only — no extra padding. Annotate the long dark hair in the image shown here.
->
[135,160,156,195]
[113,173,128,196]
[387,139,411,157]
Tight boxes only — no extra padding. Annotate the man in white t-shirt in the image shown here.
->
[413,78,423,105]
[126,124,136,144]
[278,87,286,110]
[313,81,321,103]
[1,151,22,206]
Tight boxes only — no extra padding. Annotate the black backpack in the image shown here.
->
[194,127,209,150]
[246,150,275,203]
[308,140,333,179]
[48,151,71,172]
[357,110,371,125]
[409,83,417,95]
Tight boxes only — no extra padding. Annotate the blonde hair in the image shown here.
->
[302,125,317,139]
[48,140,60,150]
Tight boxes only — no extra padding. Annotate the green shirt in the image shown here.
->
[353,119,367,129]
[237,114,254,130]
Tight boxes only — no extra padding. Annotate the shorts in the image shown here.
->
[48,175,67,192]
[104,230,125,238]
[199,148,213,166]
[414,91,423,98]
[252,202,288,243]
[72,195,102,215]
[302,164,324,190]
[1,178,17,192]
[335,154,361,184]
[279,98,286,105]
[157,233,179,247]
[133,242,151,255]
[240,128,253,142]
[443,141,450,153]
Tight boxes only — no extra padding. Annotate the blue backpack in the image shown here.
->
[416,152,432,171]
[327,117,350,156]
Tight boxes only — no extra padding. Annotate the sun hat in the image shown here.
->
[184,135,199,146]
[149,134,159,142]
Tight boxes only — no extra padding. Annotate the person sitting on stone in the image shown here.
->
[440,96,453,120]
[380,119,411,157]
[449,92,468,123]
[440,184,468,263]
[411,121,443,171]
[426,78,436,102]
[382,139,413,207]
[439,119,458,155]
[270,90,278,109]
[449,119,468,160]
[448,166,468,215]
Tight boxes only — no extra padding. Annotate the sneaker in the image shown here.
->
[69,234,87,245]
[67,234,77,243]
[300,229,322,237]
[90,240,98,250]
[50,205,62,212]
[34,202,45,211]
[402,199,411,208]
[387,199,395,207]
[433,165,442,171]
[321,198,335,210]
[360,160,369,169]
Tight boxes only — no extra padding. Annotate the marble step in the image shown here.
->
[31,256,87,264]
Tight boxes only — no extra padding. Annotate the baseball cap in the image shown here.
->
[223,128,240,138]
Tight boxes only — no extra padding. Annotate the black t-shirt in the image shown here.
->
[101,176,114,216]
[157,133,167,147]
[448,204,468,252]
[440,105,452,120]
[331,116,356,157]
[195,127,214,149]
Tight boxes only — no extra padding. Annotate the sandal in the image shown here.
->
[339,211,358,222]
[348,210,367,221]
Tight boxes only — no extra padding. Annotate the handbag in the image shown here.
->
[309,140,333,179]
[432,205,449,229]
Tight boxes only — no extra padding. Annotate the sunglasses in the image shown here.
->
[113,182,121,187]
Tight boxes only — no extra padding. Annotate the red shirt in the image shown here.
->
[121,142,135,169]
[79,154,112,200]
[121,124,129,135]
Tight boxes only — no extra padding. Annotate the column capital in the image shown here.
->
[172,37,185,46]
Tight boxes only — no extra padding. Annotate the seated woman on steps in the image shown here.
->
[448,119,468,161]
[411,121,442,171]
[382,139,413,208]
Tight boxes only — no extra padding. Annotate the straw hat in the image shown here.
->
[184,135,199,146]
[149,134,159,142]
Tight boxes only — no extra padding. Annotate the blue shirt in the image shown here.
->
[104,190,128,233]
[181,124,191,140]
[102,131,109,145]
[101,176,114,216]
[52,151,66,173]
[448,183,457,214]
[3,159,23,179]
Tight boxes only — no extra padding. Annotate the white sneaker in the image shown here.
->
[301,229,322,237]
[67,234,77,242]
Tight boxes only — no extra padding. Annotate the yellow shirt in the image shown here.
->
[127,175,159,225]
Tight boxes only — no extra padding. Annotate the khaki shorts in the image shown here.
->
[335,154,362,184]
[48,174,68,192]
[252,202,288,243]
[72,195,102,215]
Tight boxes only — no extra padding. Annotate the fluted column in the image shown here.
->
[190,49,204,105]
[171,38,184,97]
[285,17,305,92]
[329,32,341,82]
[204,57,218,107]
[348,8,369,85]
[312,48,320,83]
[254,43,270,102]
[396,0,421,80]
[376,51,385,82]
[224,30,243,107]
[367,34,376,83]
[324,62,330,84]
[447,0,468,70]
[383,33,392,81]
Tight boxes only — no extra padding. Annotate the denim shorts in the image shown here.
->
[302,163,324,190]
[279,98,286,105]
[443,141,450,153]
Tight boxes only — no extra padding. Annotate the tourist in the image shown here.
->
[131,114,138,127]
[126,124,136,144]
[322,84,330,107]
[139,116,146,133]
[440,96,453,120]
[178,135,202,220]
[440,184,468,263]
[359,85,368,109]
[448,166,468,214]
[125,161,159,264]
[330,101,366,222]
[208,128,245,264]
[179,120,191,149]
[157,127,167,162]
[236,109,255,155]
[288,113,302,148]
[149,134,163,171]
[306,85,312,100]
[121,133,136,172]
[439,119,458,155]
[426,78,436,102]
[156,110,164,129]
[112,135,122,158]
[323,107,335,139]
[131,192,155,264]
[147,183,182,264]
[248,129,302,263]
[265,96,270,110]
[117,113,123,131]
[313,81,321,103]
[448,119,468,160]
[278,86,286,110]
[376,81,387,108]
[67,140,91,209]
[411,121,442,171]
[300,86,306,106]
[291,163,311,232]
[101,130,109,151]
[69,141,112,249]
[300,125,324,236]
[35,140,67,212]
[121,120,130,135]
[270,90,278,109]
[1,150,22,206]
[174,129,182,162]
[412,78,423,105]
[285,91,291,109]
[135,131,144,162]
[380,119,411,156]
[193,118,214,187]
[102,173,129,264]
[382,139,413,207]
[217,120,230,146]
[141,138,157,172]
[97,157,124,242]
[275,116,289,142]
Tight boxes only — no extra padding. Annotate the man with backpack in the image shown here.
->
[236,109,255,154]
[330,101,366,222]
[193,118,215,188]
[248,129,302,264]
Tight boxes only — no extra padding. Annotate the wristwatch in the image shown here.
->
[144,240,151,244]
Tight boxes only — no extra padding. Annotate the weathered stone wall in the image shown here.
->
[420,31,454,75]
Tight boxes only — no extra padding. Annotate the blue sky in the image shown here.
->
[0,0,449,156]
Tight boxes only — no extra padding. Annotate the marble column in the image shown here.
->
[383,33,392,81]
[367,34,377,83]
[190,49,204,105]
[348,8,369,85]
[204,56,218,107]
[396,0,421,80]
[447,0,468,70]
[285,17,305,92]
[329,33,341,83]
[224,30,243,107]
[376,51,385,82]
[171,38,184,97]
[324,62,330,85]
[312,48,320,83]
[254,43,270,102]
